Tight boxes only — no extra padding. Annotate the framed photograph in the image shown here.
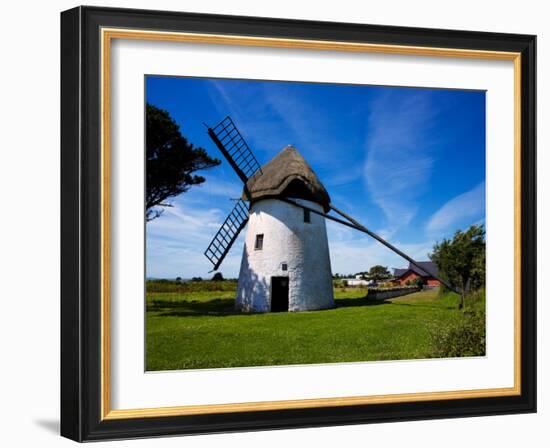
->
[60,6,536,441]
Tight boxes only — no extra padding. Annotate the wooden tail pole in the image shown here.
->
[278,198,458,293]
[328,204,460,294]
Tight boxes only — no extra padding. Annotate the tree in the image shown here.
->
[430,224,485,309]
[470,242,486,291]
[146,104,220,221]
[366,265,391,281]
[211,272,224,281]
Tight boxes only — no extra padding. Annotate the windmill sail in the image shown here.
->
[207,116,263,184]
[204,199,249,271]
[203,116,263,270]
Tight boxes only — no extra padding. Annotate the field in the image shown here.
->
[146,281,485,371]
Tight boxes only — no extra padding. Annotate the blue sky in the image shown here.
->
[146,76,486,279]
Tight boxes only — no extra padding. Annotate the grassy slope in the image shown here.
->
[146,286,471,371]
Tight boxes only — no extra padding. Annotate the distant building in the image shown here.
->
[393,262,441,287]
[345,278,370,287]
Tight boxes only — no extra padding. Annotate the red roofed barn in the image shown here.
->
[393,261,441,287]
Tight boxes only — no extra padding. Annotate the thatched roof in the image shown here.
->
[244,145,331,211]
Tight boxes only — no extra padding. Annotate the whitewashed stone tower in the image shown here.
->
[235,146,334,312]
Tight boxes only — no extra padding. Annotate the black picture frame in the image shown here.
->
[61,5,536,442]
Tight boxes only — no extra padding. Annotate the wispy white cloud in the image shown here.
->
[260,84,331,151]
[326,221,434,276]
[146,191,440,279]
[208,80,246,123]
[207,80,362,175]
[322,164,363,188]
[191,177,242,199]
[426,182,485,235]
[148,203,223,238]
[259,84,365,174]
[206,80,286,156]
[146,200,245,279]
[364,91,438,234]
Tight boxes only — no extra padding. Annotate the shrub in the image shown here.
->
[429,311,485,358]
[428,289,486,358]
[404,278,424,286]
[413,277,426,288]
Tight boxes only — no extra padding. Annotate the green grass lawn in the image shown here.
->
[146,284,481,371]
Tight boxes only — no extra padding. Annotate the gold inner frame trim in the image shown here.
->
[100,27,522,420]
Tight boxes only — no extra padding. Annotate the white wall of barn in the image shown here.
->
[236,198,334,311]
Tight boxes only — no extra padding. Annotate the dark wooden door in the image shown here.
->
[271,277,289,312]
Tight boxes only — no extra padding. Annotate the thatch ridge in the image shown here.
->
[244,145,331,211]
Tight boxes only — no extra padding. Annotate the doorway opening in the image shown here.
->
[271,277,289,312]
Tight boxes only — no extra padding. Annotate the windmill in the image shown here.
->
[203,116,455,312]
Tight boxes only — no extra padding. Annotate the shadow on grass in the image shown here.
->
[149,294,399,318]
[335,296,391,308]
[335,292,457,311]
[148,297,240,317]
[389,302,456,311]
[147,288,448,317]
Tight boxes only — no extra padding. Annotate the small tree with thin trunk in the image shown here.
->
[430,224,485,309]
